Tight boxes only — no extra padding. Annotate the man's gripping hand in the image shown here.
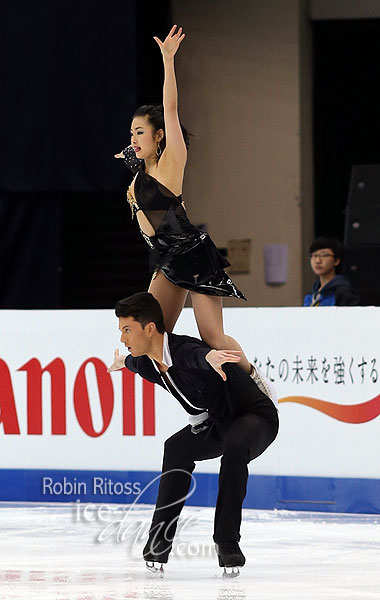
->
[107,349,127,372]
[205,350,241,381]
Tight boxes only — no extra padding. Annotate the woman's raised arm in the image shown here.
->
[154,26,187,166]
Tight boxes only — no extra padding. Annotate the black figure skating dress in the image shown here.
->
[122,146,246,299]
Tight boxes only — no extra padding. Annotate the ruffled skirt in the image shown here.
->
[149,231,246,300]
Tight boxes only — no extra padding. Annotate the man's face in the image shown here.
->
[119,316,152,356]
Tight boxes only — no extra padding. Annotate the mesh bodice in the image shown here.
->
[134,171,178,232]
[123,146,196,239]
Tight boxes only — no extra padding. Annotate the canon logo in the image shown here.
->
[0,358,155,437]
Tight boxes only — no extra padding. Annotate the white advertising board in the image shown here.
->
[1,307,379,481]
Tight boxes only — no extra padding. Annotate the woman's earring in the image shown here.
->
[156,142,162,157]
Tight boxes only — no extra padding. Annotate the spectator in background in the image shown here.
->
[304,236,359,306]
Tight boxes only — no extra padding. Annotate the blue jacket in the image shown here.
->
[303,275,359,306]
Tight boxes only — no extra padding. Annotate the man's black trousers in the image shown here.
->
[143,406,279,563]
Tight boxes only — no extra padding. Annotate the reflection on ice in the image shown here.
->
[0,502,379,599]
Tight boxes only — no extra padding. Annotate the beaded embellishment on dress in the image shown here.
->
[126,175,155,249]
[127,186,139,219]
[140,229,154,249]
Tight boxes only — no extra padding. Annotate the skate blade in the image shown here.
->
[146,561,164,577]
[222,566,240,578]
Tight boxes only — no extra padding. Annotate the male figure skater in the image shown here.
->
[108,292,279,577]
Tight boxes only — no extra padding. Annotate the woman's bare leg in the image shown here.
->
[189,292,251,374]
[148,270,188,333]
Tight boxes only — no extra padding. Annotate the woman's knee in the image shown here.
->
[199,328,226,349]
[198,328,242,352]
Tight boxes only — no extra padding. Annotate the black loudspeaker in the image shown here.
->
[344,165,380,245]
[343,165,380,304]
[343,245,380,305]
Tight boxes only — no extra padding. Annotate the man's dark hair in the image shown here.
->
[309,235,344,260]
[115,292,165,333]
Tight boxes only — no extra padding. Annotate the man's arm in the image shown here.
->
[174,343,211,371]
[175,342,241,381]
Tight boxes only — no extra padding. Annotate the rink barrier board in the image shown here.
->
[1,469,379,514]
[2,307,380,513]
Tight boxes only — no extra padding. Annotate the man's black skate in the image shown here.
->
[145,561,165,576]
[143,538,170,575]
[215,542,246,578]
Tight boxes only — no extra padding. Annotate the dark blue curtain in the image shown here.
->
[0,192,62,308]
[0,0,137,192]
[0,0,172,309]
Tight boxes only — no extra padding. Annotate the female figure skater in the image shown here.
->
[115,25,254,377]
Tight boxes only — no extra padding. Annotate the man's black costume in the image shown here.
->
[125,332,279,565]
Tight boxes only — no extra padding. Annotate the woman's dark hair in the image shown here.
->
[115,292,165,333]
[132,104,191,151]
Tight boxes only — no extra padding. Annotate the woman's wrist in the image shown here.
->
[162,55,175,65]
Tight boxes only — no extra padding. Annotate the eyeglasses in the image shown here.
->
[309,253,335,260]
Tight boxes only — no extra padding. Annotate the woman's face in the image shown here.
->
[130,115,162,160]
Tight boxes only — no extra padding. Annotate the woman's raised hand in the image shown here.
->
[153,25,185,59]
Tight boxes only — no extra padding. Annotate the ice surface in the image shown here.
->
[0,502,379,599]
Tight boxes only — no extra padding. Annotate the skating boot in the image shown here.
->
[249,364,278,405]
[145,561,165,575]
[143,539,169,576]
[215,542,246,578]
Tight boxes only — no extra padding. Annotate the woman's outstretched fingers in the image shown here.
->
[218,368,227,382]
[153,36,163,48]
[154,25,185,57]
[222,350,242,362]
[205,349,242,380]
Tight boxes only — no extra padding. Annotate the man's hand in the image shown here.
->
[205,350,242,381]
[107,349,126,372]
